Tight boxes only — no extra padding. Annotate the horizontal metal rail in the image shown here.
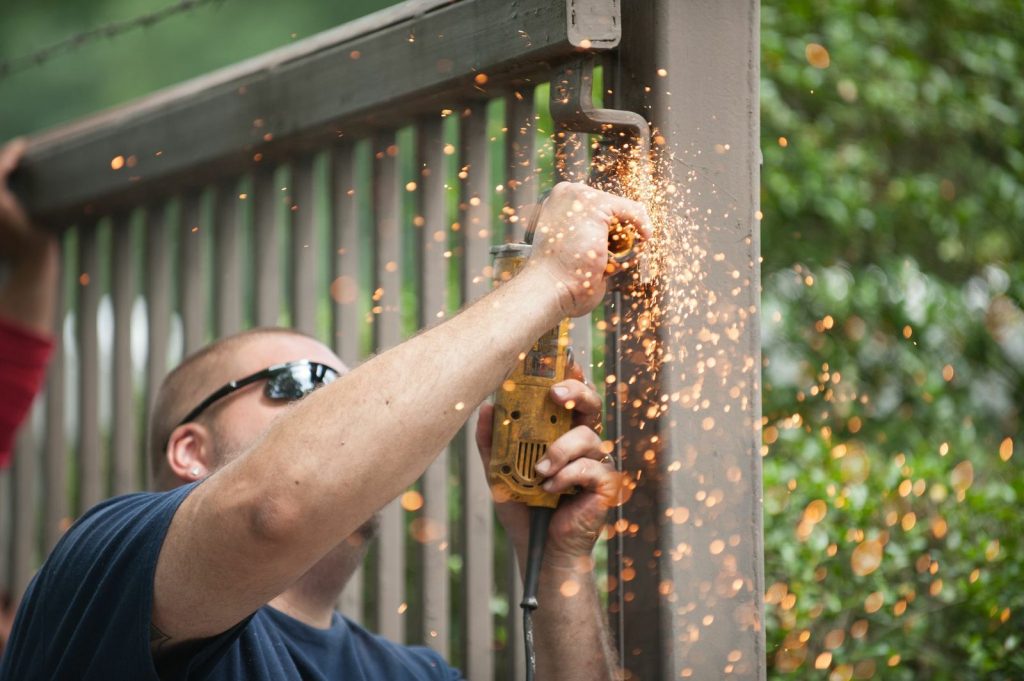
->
[15,0,619,226]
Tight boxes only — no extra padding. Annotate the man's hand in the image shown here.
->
[475,363,626,568]
[0,140,39,257]
[528,182,651,319]
[475,364,626,680]
[0,139,60,335]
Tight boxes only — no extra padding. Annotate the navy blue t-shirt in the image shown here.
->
[0,484,463,681]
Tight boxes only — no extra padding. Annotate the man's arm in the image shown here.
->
[476,376,624,681]
[0,139,59,337]
[152,182,650,644]
[0,140,59,468]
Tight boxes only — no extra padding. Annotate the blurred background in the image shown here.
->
[2,0,1021,678]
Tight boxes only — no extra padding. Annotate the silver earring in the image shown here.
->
[191,467,201,477]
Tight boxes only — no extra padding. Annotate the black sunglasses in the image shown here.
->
[176,360,340,429]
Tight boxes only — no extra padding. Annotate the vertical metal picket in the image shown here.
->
[252,165,281,328]
[43,250,68,550]
[145,203,173,485]
[291,156,318,338]
[214,178,244,337]
[330,142,366,624]
[111,212,137,496]
[415,114,451,658]
[372,131,406,643]
[76,219,102,513]
[458,101,495,681]
[179,191,206,356]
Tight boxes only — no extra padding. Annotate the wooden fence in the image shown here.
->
[2,1,764,679]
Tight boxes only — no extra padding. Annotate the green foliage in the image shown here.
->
[0,0,402,139]
[761,0,1023,677]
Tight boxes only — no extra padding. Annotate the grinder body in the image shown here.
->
[488,243,572,509]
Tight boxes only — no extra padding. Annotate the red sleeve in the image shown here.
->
[0,317,54,468]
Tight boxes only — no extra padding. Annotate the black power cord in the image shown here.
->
[521,505,555,681]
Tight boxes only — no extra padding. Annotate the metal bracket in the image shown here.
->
[567,0,621,49]
[549,56,650,167]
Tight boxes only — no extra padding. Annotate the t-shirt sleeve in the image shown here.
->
[0,316,53,468]
[0,483,247,681]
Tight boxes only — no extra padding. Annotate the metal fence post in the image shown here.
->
[613,1,764,679]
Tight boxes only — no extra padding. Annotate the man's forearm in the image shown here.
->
[533,561,619,681]
[0,238,59,336]
[250,263,567,542]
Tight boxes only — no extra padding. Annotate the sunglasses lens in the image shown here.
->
[265,363,338,401]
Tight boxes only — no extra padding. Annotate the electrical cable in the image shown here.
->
[521,505,555,681]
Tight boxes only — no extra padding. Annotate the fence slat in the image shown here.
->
[111,212,136,496]
[415,114,451,658]
[504,89,537,245]
[180,190,206,355]
[253,166,281,328]
[330,142,365,623]
[215,178,243,337]
[77,220,102,512]
[553,131,595,385]
[291,155,318,338]
[145,203,173,486]
[44,255,68,550]
[372,131,405,643]
[11,407,39,599]
[0,466,9,594]
[458,101,494,681]
[290,158,317,336]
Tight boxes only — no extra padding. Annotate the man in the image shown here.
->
[0,180,649,680]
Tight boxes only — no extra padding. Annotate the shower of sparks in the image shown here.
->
[541,121,763,678]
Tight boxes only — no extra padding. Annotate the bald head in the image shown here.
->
[147,327,343,490]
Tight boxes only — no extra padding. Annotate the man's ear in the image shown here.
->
[165,423,216,484]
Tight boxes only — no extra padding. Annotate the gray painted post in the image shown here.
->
[612,1,765,679]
